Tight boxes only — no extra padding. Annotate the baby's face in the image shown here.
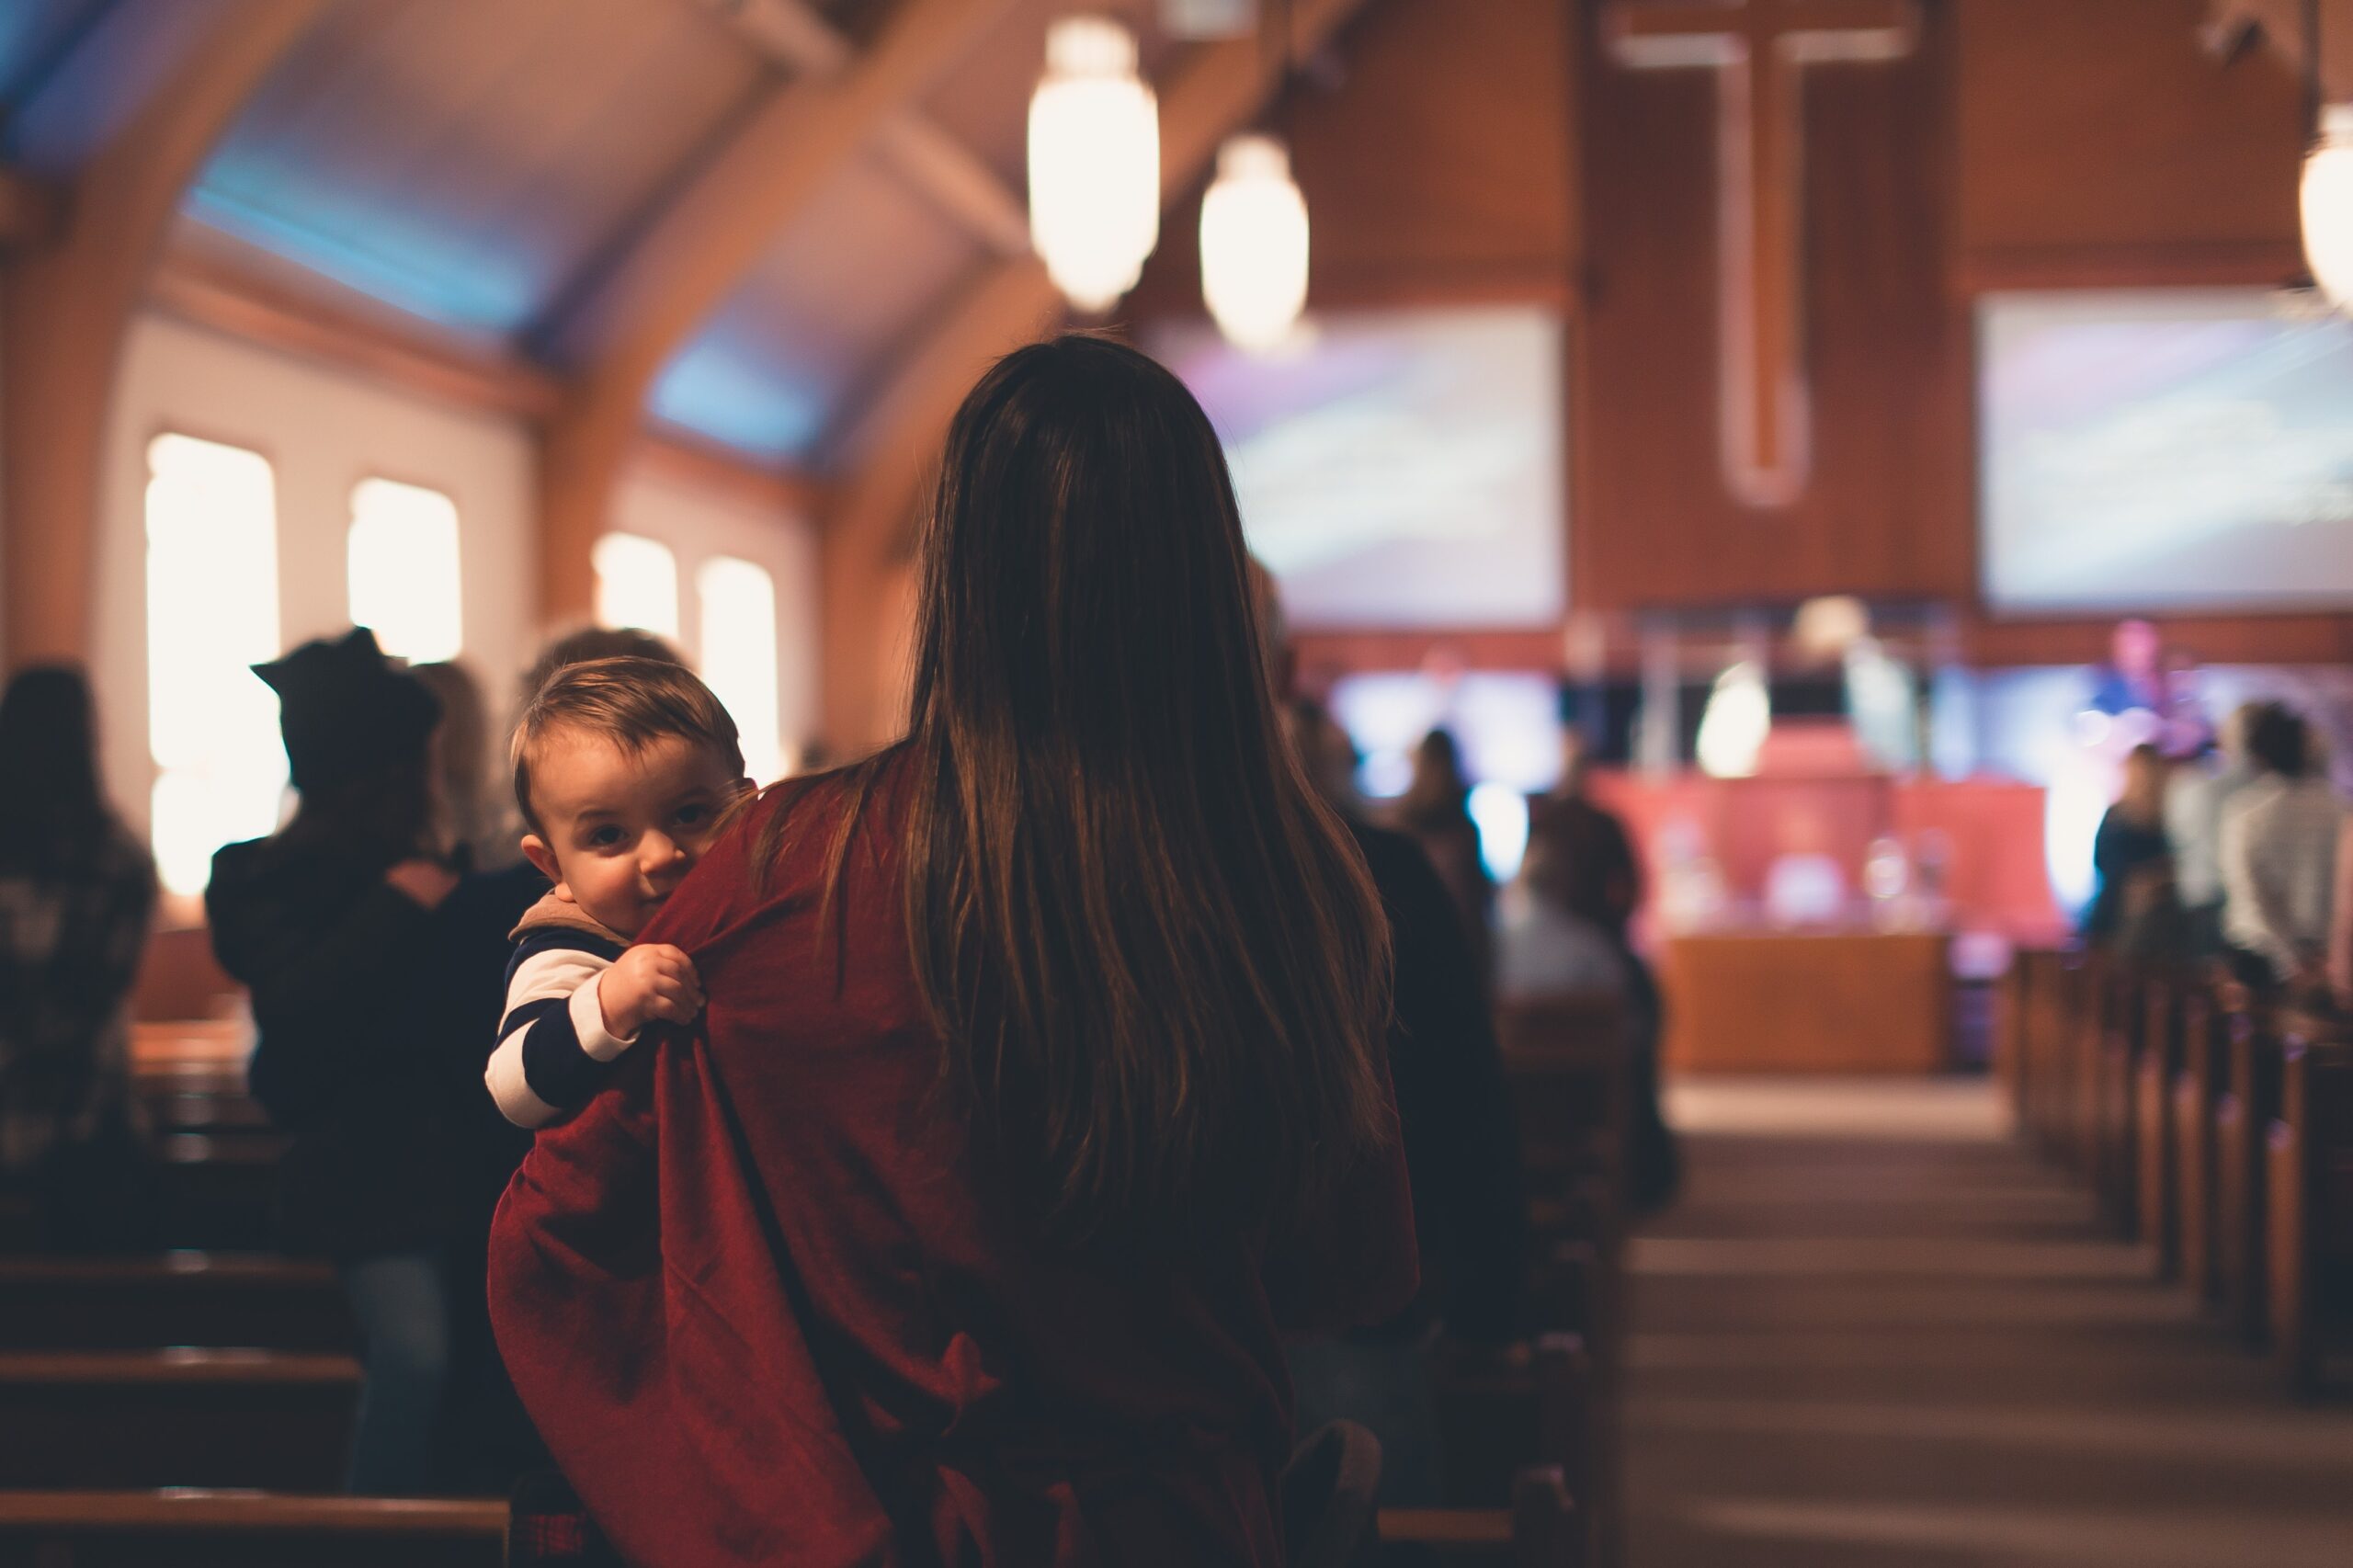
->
[520,727,748,937]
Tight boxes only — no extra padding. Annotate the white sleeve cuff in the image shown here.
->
[573,970,639,1062]
[485,1030,563,1130]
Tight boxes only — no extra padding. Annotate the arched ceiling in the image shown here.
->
[0,0,1226,472]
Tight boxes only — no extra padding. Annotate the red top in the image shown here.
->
[488,762,1419,1566]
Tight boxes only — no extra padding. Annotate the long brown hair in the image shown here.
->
[792,335,1394,1245]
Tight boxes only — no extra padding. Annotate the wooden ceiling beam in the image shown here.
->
[533,0,1014,631]
[700,0,1030,256]
[148,237,568,421]
[2,0,329,671]
[0,169,64,251]
[815,0,1379,751]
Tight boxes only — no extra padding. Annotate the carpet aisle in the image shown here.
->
[1620,1078,2353,1568]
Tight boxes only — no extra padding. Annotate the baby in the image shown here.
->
[485,657,752,1129]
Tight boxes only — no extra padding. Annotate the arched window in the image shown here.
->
[697,556,782,783]
[145,434,286,895]
[593,532,679,640]
[348,477,462,663]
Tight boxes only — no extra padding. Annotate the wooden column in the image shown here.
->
[1,0,327,672]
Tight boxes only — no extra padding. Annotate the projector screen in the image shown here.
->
[1981,290,2353,613]
[1154,306,1566,629]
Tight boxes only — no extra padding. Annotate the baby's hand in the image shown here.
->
[598,944,703,1041]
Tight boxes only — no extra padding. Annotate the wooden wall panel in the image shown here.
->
[1572,1,1971,613]
[1130,0,1579,314]
[1955,0,2306,290]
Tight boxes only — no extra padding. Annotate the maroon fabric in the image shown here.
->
[489,762,1419,1567]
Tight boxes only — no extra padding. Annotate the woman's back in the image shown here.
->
[490,337,1418,1565]
[493,766,1417,1565]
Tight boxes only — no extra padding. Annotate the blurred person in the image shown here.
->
[2090,617,2165,722]
[1395,727,1495,978]
[206,629,522,1493]
[1285,695,1367,818]
[2166,702,2262,956]
[2218,706,2343,994]
[2083,744,2179,956]
[2333,829,2353,1009]
[1504,762,1681,1213]
[410,661,504,871]
[0,666,157,1250]
[1262,591,1522,1506]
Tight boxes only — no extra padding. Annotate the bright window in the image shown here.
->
[145,434,286,895]
[593,533,679,639]
[697,557,783,784]
[348,478,462,662]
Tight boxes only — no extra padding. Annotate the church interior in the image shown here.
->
[3,0,2353,1563]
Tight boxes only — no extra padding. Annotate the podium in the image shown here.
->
[1662,929,1952,1074]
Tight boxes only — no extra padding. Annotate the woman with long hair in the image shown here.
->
[492,335,1417,1565]
[0,666,156,1247]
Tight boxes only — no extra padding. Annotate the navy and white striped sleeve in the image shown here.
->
[485,928,633,1129]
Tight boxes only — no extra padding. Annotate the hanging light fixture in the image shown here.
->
[1201,0,1307,351]
[1028,17,1160,312]
[1201,134,1309,351]
[2300,1,2353,306]
[2306,108,2353,307]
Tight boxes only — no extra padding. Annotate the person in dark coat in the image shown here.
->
[2083,743,2177,956]
[1267,604,1525,1506]
[207,628,530,1494]
[0,666,157,1250]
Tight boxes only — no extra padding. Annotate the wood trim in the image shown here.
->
[633,425,828,517]
[532,0,1015,631]
[145,241,565,420]
[0,1492,507,1534]
[1284,263,1581,314]
[1952,240,2312,295]
[1961,610,2353,667]
[1290,628,1570,675]
[1,0,331,671]
[816,0,1381,750]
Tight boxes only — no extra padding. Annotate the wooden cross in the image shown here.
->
[1608,0,1919,509]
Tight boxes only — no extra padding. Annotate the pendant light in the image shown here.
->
[1200,0,1308,350]
[2300,1,2353,306]
[1029,17,1160,312]
[1201,134,1309,350]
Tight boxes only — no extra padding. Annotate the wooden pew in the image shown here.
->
[2211,984,2284,1347]
[0,1492,504,1568]
[0,1255,349,1353]
[2009,948,2055,1156]
[2134,977,2183,1279]
[0,1350,357,1491]
[2266,1026,2353,1395]
[1432,1333,1605,1568]
[1496,996,1629,1246]
[1379,1464,1583,1566]
[2173,987,2226,1307]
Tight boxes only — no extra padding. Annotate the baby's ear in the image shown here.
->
[519,835,574,903]
[728,776,756,799]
